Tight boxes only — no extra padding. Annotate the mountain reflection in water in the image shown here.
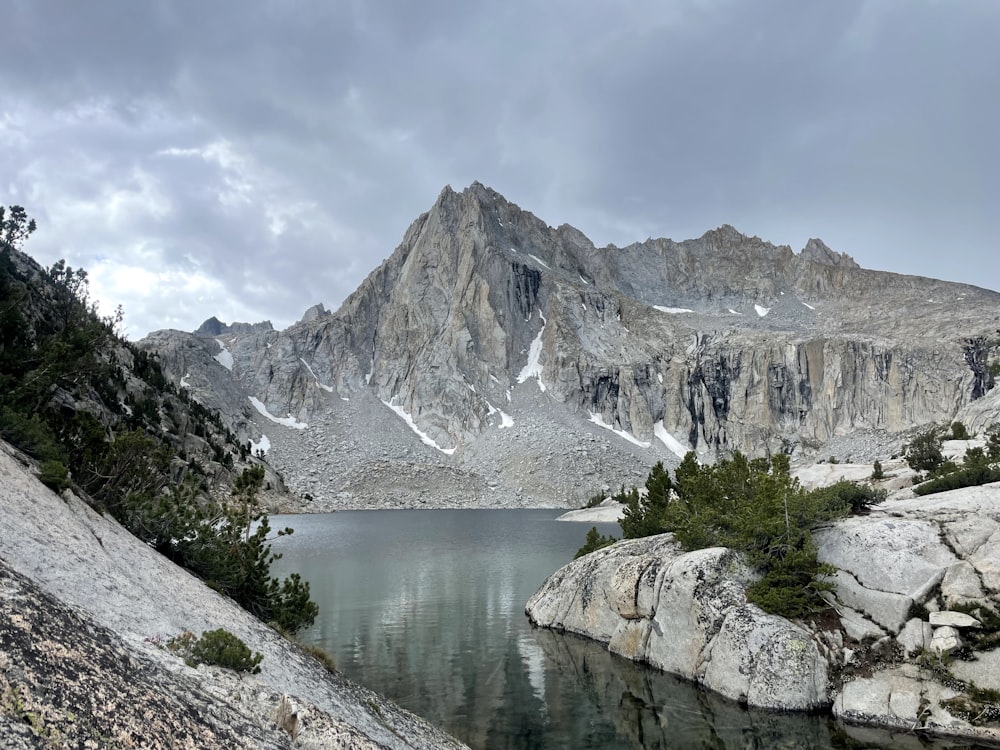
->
[270,509,990,750]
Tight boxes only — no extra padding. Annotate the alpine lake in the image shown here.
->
[270,509,990,750]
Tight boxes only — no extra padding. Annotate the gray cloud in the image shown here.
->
[2,0,998,337]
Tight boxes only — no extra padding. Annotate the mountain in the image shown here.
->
[139,183,1000,509]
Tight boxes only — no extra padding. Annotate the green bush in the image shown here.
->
[906,429,944,473]
[871,460,884,480]
[913,465,1000,496]
[574,526,617,559]
[38,460,70,493]
[951,421,971,440]
[810,480,886,515]
[168,629,263,673]
[604,451,851,617]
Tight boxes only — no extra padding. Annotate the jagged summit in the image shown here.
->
[140,184,1000,509]
[194,317,274,337]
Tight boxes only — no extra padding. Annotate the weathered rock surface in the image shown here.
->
[139,183,1000,509]
[526,483,1000,743]
[0,440,467,750]
[525,538,830,711]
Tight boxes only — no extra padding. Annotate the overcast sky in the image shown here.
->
[2,1,998,338]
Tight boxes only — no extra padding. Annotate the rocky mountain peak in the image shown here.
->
[139,183,1000,509]
[195,316,227,336]
[800,238,859,268]
[299,303,329,325]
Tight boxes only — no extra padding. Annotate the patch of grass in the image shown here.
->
[299,642,337,674]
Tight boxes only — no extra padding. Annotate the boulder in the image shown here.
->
[928,611,981,629]
[834,665,960,731]
[929,626,963,655]
[896,618,933,657]
[527,536,830,711]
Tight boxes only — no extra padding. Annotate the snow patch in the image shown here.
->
[486,401,514,429]
[657,373,663,384]
[654,305,694,314]
[213,340,234,371]
[248,396,308,429]
[300,358,334,393]
[801,301,815,310]
[250,434,271,456]
[588,412,650,448]
[754,304,771,317]
[654,423,688,459]
[529,254,550,269]
[382,397,456,455]
[579,275,589,285]
[517,314,547,392]
[728,308,743,316]
[180,372,191,388]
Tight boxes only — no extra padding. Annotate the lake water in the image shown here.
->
[270,510,979,750]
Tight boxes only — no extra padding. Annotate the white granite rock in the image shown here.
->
[929,625,963,655]
[928,610,981,629]
[896,618,933,657]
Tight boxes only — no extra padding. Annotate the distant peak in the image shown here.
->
[195,316,227,336]
[299,303,329,324]
[799,238,859,268]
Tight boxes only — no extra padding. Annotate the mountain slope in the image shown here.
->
[140,183,1000,508]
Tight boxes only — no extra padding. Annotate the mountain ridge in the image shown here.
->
[139,183,1000,509]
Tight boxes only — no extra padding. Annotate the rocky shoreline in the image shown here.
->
[526,481,1000,745]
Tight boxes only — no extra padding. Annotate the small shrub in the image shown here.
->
[809,480,886,515]
[871,460,884,480]
[583,492,606,509]
[913,465,1000,496]
[169,628,263,674]
[951,421,970,440]
[906,429,944,474]
[575,526,617,559]
[38,460,70,493]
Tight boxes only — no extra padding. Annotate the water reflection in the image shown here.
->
[271,510,993,750]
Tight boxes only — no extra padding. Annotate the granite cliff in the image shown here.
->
[140,183,1000,508]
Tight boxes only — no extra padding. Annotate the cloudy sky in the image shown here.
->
[2,1,998,338]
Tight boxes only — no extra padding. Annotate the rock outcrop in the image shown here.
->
[526,482,1000,743]
[139,183,1000,508]
[0,440,467,750]
[525,537,829,711]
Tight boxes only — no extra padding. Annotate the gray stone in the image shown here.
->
[896,618,934,656]
[929,611,981,629]
[941,561,986,606]
[837,602,888,642]
[528,536,828,711]
[930,626,963,655]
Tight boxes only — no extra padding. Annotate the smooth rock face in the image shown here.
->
[815,517,956,632]
[0,441,466,750]
[139,183,1000,508]
[526,537,829,711]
